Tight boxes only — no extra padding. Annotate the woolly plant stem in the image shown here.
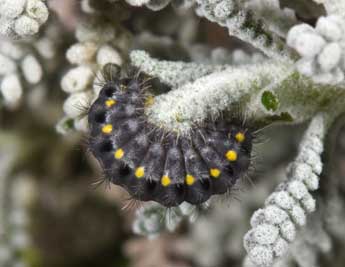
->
[130,50,229,88]
[195,0,294,61]
[138,53,345,133]
[243,113,329,267]
[146,60,293,133]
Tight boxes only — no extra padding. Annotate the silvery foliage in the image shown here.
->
[1,0,345,266]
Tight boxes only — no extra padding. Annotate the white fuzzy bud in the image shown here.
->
[292,163,319,191]
[290,205,306,226]
[74,115,89,132]
[81,0,96,13]
[0,54,17,75]
[316,16,343,41]
[287,24,315,48]
[26,0,49,25]
[14,15,39,36]
[61,66,94,93]
[0,41,24,60]
[96,45,122,66]
[253,224,279,245]
[0,0,26,19]
[0,18,15,37]
[21,54,43,84]
[280,220,296,242]
[250,209,266,227]
[145,0,171,11]
[179,202,195,216]
[297,149,322,175]
[287,181,308,200]
[248,246,273,267]
[35,38,55,59]
[63,91,92,118]
[317,42,342,72]
[0,74,23,107]
[293,33,326,58]
[272,191,295,210]
[300,193,316,213]
[126,0,150,6]
[66,42,98,65]
[273,238,288,257]
[264,206,288,225]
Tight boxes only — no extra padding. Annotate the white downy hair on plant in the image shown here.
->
[143,58,292,133]
[0,0,49,39]
[130,50,230,88]
[243,113,327,266]
[194,0,294,61]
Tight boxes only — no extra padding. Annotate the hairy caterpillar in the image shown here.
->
[88,64,254,207]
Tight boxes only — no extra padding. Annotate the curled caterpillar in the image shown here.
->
[88,64,254,207]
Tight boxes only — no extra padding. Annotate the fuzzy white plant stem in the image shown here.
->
[243,113,328,267]
[146,60,293,133]
[195,0,294,62]
[130,50,229,88]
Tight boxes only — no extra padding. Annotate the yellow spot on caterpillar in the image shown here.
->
[120,84,126,91]
[186,174,195,185]
[210,168,221,178]
[161,175,171,187]
[135,166,145,178]
[102,124,113,134]
[226,150,237,161]
[114,148,124,159]
[105,99,116,107]
[145,95,155,107]
[235,132,245,143]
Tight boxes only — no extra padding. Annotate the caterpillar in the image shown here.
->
[88,64,254,207]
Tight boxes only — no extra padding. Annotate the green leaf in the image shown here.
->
[261,90,279,111]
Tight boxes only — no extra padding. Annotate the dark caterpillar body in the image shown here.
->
[88,68,254,207]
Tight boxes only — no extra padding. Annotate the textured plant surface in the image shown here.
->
[1,0,345,267]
